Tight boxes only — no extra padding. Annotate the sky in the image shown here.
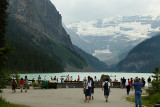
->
[50,0,160,24]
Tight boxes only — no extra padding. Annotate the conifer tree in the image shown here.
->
[0,0,9,90]
[147,67,160,95]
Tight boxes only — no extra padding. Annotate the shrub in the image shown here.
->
[32,82,40,87]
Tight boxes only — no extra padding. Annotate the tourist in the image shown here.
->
[94,76,97,81]
[38,75,41,83]
[67,75,70,81]
[147,77,151,87]
[44,75,47,81]
[90,77,94,99]
[38,75,41,80]
[83,77,87,96]
[70,76,73,81]
[12,78,17,93]
[78,75,80,81]
[120,78,123,88]
[131,78,143,107]
[102,78,110,102]
[20,78,24,92]
[24,76,28,92]
[125,79,131,95]
[131,78,134,90]
[122,77,126,88]
[142,78,146,90]
[60,76,64,83]
[84,76,92,103]
[54,76,56,80]
[83,77,87,101]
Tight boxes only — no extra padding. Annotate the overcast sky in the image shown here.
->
[50,0,160,24]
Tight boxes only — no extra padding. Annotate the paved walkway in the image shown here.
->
[2,88,135,107]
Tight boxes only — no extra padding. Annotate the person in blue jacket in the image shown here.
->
[131,78,143,107]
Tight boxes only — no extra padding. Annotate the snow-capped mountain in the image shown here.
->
[65,15,160,66]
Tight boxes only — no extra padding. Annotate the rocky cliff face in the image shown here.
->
[6,0,89,72]
[8,0,73,50]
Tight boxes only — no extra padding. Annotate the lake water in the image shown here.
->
[19,72,153,85]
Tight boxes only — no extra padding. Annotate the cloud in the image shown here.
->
[51,0,160,24]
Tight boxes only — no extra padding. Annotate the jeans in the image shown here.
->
[135,91,142,106]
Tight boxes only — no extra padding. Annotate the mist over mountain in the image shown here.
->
[115,33,160,73]
[66,15,160,66]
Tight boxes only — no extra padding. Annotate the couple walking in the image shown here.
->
[83,76,94,103]
[83,77,110,103]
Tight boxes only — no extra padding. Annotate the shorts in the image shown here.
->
[24,84,28,88]
[104,90,109,96]
[85,89,91,96]
[20,85,23,89]
[12,85,16,90]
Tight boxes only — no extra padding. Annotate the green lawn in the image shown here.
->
[0,97,29,107]
[126,95,154,107]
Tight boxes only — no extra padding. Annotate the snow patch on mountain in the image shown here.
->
[66,15,160,65]
[67,17,157,41]
[93,49,112,56]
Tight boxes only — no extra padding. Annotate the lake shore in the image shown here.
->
[2,88,136,107]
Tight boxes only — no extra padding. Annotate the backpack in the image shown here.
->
[104,82,108,90]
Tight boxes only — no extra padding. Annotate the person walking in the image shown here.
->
[131,78,134,90]
[142,78,146,90]
[83,77,87,99]
[131,78,143,107]
[78,75,80,81]
[12,78,17,93]
[90,77,95,99]
[102,78,110,102]
[44,75,47,81]
[20,78,24,92]
[122,77,126,88]
[84,76,92,103]
[126,79,131,95]
[147,77,151,87]
[24,76,28,92]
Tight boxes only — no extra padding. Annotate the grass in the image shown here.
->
[126,94,154,107]
[0,97,29,107]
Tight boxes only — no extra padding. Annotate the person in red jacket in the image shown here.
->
[20,78,24,92]
[126,79,131,95]
[12,78,17,93]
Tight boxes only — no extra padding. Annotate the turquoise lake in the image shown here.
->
[19,72,153,85]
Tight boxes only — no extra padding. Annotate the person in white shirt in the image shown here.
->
[84,76,92,103]
[102,78,110,102]
[44,76,47,81]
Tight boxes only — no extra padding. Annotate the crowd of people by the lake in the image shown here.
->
[11,74,152,107]
[82,75,152,107]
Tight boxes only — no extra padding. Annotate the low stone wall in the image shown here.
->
[57,82,121,88]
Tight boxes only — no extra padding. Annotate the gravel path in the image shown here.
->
[2,88,135,107]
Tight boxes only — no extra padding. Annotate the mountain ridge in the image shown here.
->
[115,33,160,73]
[6,0,88,73]
[66,15,160,65]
